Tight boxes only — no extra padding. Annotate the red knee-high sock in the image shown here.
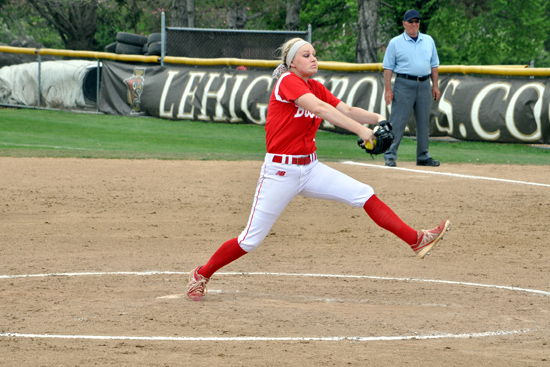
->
[198,238,247,278]
[363,195,417,245]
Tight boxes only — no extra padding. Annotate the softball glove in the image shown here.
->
[357,120,394,157]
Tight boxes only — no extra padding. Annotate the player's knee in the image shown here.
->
[237,232,265,252]
[238,240,262,253]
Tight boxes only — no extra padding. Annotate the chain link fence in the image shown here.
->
[166,27,309,61]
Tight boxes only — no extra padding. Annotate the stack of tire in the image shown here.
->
[104,32,163,56]
[145,33,162,56]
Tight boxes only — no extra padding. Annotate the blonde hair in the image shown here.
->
[278,37,307,66]
[272,38,311,79]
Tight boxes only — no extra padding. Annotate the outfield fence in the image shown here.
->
[2,13,550,144]
[1,43,547,111]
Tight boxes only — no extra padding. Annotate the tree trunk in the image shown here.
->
[226,2,247,29]
[285,0,301,31]
[170,0,186,27]
[171,0,187,27]
[356,0,379,63]
[186,0,195,28]
[27,0,98,51]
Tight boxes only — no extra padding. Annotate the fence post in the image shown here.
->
[37,53,41,108]
[307,24,312,44]
[530,60,534,79]
[96,60,101,112]
[161,12,166,66]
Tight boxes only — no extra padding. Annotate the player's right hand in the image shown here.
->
[358,126,375,149]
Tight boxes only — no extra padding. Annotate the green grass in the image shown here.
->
[0,108,549,165]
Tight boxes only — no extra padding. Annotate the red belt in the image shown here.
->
[272,155,313,165]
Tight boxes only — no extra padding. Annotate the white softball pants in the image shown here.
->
[237,153,375,252]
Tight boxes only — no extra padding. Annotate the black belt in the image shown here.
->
[396,73,430,82]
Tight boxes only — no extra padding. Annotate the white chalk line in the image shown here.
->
[0,330,531,342]
[2,271,548,297]
[0,271,545,343]
[157,289,240,299]
[342,161,550,188]
[0,142,103,151]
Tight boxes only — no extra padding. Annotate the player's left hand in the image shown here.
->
[357,120,394,157]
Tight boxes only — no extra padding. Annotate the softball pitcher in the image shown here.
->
[186,38,451,301]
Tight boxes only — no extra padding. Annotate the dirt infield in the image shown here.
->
[0,157,548,366]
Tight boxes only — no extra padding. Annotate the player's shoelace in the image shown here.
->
[415,229,439,250]
[412,220,451,258]
[187,268,209,301]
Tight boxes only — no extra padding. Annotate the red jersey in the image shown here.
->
[265,72,341,155]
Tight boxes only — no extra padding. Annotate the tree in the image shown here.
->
[224,1,272,30]
[377,0,443,40]
[6,0,550,65]
[355,0,379,63]
[186,0,195,27]
[301,0,358,62]
[27,0,98,51]
[286,0,301,31]
[171,0,195,27]
[226,2,248,29]
[427,0,550,66]
[0,1,58,47]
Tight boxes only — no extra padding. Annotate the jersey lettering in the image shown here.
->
[294,106,317,119]
[266,72,340,154]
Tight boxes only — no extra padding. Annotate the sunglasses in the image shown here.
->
[407,19,420,23]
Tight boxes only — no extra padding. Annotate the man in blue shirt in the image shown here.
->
[382,9,441,167]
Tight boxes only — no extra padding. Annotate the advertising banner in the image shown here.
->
[98,61,550,144]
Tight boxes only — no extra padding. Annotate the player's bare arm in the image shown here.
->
[295,93,374,146]
[335,101,384,125]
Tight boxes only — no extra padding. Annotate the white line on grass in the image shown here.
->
[342,161,550,188]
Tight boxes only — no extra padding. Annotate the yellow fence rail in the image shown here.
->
[2,45,550,76]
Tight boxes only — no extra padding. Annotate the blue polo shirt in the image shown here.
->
[382,32,440,77]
